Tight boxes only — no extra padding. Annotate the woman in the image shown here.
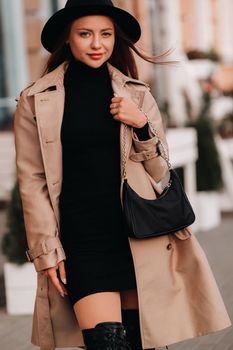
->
[14,1,231,350]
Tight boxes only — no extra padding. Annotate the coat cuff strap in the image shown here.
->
[130,149,159,162]
[25,236,63,262]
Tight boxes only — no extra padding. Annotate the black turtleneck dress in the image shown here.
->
[59,58,148,306]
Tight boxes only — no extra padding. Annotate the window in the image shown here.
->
[0,4,11,129]
[0,0,29,130]
[51,0,59,13]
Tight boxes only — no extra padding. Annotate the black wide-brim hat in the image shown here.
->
[41,0,141,53]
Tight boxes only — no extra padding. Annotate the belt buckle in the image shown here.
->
[25,250,32,262]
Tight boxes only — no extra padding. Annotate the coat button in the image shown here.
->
[167,243,172,250]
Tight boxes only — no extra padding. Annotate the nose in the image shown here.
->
[91,34,102,49]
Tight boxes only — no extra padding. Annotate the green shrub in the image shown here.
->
[186,92,223,191]
[1,182,27,264]
[191,116,223,191]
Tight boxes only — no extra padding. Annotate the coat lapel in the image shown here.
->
[34,90,65,227]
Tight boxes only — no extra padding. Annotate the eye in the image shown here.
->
[79,31,91,38]
[102,32,112,37]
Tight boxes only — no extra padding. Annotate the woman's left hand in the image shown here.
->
[110,96,147,128]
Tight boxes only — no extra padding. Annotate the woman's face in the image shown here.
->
[68,15,115,68]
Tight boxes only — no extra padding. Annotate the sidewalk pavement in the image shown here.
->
[0,213,232,350]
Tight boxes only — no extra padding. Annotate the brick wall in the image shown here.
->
[113,0,153,83]
[23,0,47,81]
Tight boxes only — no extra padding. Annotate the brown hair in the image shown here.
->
[43,20,175,79]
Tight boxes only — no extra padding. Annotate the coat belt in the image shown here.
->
[26,236,62,262]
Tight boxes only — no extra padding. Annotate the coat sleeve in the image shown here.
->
[14,89,66,272]
[130,88,170,183]
[133,123,150,141]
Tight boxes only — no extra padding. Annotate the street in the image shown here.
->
[0,213,232,350]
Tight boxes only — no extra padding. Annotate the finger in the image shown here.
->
[110,102,119,109]
[48,268,67,297]
[52,275,67,297]
[57,262,68,295]
[111,97,122,103]
[60,283,68,295]
[113,114,124,123]
[58,261,67,285]
[110,107,119,116]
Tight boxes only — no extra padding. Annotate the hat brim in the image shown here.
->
[41,5,141,52]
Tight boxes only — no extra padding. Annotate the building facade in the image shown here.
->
[0,0,232,127]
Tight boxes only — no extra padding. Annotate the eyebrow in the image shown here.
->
[75,28,114,31]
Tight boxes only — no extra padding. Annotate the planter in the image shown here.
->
[3,262,37,315]
[196,192,221,231]
[187,59,217,80]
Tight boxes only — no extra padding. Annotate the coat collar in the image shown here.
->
[27,61,149,96]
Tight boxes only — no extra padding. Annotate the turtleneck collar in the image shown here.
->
[65,56,109,82]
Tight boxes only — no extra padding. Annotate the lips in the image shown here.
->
[88,53,104,60]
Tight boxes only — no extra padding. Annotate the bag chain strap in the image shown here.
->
[122,108,171,179]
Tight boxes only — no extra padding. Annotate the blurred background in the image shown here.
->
[0,1,232,349]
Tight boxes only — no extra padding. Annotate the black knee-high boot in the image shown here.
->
[122,309,155,350]
[82,321,132,350]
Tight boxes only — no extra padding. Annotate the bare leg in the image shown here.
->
[73,291,122,330]
[73,292,130,349]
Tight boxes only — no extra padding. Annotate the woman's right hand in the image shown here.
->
[44,260,68,298]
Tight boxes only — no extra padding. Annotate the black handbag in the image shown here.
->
[122,118,196,239]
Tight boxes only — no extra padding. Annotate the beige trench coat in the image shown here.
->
[14,61,231,350]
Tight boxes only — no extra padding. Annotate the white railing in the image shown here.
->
[166,127,199,231]
[166,127,198,198]
[0,132,16,201]
[0,97,15,109]
[217,137,233,211]
[0,0,28,97]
